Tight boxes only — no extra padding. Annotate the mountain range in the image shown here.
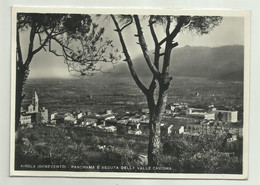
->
[107,45,244,81]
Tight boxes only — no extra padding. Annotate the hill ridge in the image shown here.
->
[107,45,244,81]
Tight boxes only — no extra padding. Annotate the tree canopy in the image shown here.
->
[15,13,120,129]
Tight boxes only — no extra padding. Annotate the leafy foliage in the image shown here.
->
[162,133,242,173]
[15,125,241,173]
[15,13,120,129]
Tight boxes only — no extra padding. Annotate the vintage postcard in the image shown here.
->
[10,7,250,179]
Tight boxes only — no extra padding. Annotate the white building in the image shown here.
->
[20,91,49,126]
[134,130,142,135]
[81,121,93,126]
[40,107,48,124]
[50,113,58,120]
[104,115,115,120]
[76,112,83,119]
[189,112,215,120]
[118,119,129,125]
[186,107,215,120]
[27,104,34,113]
[186,108,205,114]
[64,114,77,125]
[213,110,238,123]
[27,91,39,113]
[106,109,112,114]
[129,116,141,123]
[168,125,185,135]
[20,114,32,125]
[141,108,149,114]
[227,135,238,142]
[104,126,117,132]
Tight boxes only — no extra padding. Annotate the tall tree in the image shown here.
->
[16,13,118,131]
[110,14,222,167]
[16,13,63,131]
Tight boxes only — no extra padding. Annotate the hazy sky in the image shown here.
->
[21,16,244,78]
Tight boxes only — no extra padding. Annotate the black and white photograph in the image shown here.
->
[10,7,250,179]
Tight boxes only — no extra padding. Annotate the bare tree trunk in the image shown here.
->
[111,15,172,167]
[148,112,161,167]
[147,89,168,167]
[15,64,27,131]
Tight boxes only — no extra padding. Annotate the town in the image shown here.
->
[20,91,243,154]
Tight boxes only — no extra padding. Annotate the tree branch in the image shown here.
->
[133,15,160,77]
[182,18,192,28]
[148,16,158,45]
[161,19,185,76]
[120,18,133,31]
[166,16,171,36]
[148,77,157,109]
[158,16,185,46]
[169,17,185,40]
[111,14,148,95]
[24,22,37,68]
[50,36,73,51]
[48,39,63,57]
[159,52,165,56]
[158,37,167,46]
[149,15,162,73]
[16,29,23,63]
[149,77,157,92]
[32,28,55,55]
[38,33,47,51]
[171,42,178,49]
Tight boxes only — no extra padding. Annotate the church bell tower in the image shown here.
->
[32,91,39,112]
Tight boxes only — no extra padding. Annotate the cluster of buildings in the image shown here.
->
[167,103,238,123]
[47,102,240,140]
[50,109,118,133]
[50,109,148,135]
[162,103,242,152]
[19,92,242,152]
[20,92,48,127]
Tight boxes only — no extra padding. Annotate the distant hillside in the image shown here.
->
[108,45,244,81]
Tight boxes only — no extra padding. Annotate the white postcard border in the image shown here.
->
[10,6,251,179]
